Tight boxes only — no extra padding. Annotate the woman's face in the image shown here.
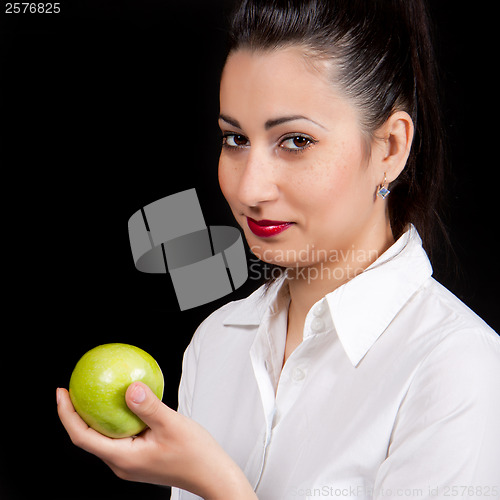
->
[218,47,390,268]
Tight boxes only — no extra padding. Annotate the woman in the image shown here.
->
[57,0,500,498]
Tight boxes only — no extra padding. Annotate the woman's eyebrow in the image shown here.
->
[218,113,327,131]
[219,114,242,129]
[264,115,327,130]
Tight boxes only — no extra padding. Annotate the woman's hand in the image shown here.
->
[57,382,257,500]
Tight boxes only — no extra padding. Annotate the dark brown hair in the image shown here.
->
[226,0,449,260]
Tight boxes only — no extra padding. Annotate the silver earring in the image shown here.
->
[377,174,390,199]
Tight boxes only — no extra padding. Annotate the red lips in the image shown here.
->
[246,217,294,238]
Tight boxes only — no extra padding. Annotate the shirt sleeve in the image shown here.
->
[176,336,200,418]
[373,328,500,498]
[170,327,203,500]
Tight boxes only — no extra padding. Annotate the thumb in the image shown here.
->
[126,381,169,428]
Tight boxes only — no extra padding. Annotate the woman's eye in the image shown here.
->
[221,133,316,152]
[222,134,249,148]
[279,135,315,151]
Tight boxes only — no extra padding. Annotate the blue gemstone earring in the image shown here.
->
[377,174,390,199]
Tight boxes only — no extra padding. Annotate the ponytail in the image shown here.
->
[387,0,449,256]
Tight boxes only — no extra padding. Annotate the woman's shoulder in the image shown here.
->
[410,277,500,382]
[423,277,498,341]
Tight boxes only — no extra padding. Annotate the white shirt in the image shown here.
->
[171,227,500,499]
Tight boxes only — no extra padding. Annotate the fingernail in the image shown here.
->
[56,388,61,405]
[130,384,146,404]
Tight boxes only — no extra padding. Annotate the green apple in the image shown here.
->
[69,343,164,438]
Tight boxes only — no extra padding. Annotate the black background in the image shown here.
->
[1,1,498,499]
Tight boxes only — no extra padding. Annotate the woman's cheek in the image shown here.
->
[218,160,233,202]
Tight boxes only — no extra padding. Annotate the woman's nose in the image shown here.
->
[237,150,279,208]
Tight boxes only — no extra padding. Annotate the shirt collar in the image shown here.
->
[325,225,432,366]
[222,225,432,366]
[222,273,289,327]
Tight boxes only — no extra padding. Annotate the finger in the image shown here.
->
[56,388,120,459]
[125,381,175,430]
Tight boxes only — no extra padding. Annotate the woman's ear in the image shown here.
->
[372,111,414,183]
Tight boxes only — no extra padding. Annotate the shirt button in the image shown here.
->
[310,317,325,333]
[292,367,306,382]
[313,300,327,316]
